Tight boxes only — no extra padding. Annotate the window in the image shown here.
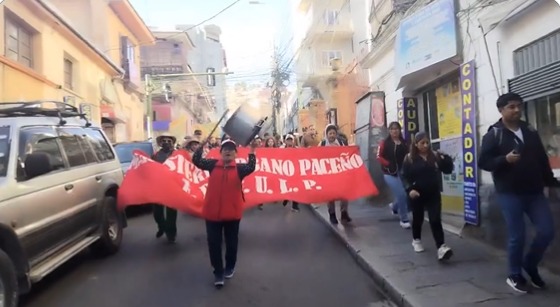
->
[514,30,560,76]
[324,10,339,25]
[83,128,115,161]
[0,126,10,177]
[17,127,65,180]
[5,16,33,68]
[321,51,342,67]
[58,128,98,166]
[526,93,560,170]
[64,58,74,90]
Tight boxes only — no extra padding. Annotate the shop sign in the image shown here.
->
[397,97,419,141]
[395,0,458,77]
[460,60,479,226]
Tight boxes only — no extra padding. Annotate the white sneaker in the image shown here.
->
[400,221,411,229]
[412,239,424,252]
[437,244,453,261]
[389,203,398,216]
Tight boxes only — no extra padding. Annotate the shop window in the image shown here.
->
[526,93,560,170]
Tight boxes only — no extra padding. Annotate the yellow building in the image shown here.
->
[0,0,154,143]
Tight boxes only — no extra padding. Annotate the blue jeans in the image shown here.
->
[496,193,555,276]
[383,174,409,223]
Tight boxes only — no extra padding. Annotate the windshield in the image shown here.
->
[0,126,10,177]
[114,143,154,163]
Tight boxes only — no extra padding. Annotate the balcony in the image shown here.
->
[305,9,353,42]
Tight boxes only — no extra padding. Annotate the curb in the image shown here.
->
[307,205,410,307]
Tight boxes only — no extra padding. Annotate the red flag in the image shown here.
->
[117,146,378,217]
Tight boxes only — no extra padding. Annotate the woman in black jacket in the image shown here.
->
[401,131,454,261]
[376,121,410,228]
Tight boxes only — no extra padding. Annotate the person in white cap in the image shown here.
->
[192,138,257,288]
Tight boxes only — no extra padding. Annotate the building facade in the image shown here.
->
[140,31,211,140]
[361,0,560,272]
[177,24,227,123]
[0,0,153,143]
[292,0,357,138]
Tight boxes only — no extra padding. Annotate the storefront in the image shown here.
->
[508,29,560,176]
[393,0,467,229]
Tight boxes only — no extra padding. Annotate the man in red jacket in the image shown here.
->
[192,138,257,288]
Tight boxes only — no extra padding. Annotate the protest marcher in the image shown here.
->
[320,124,352,224]
[478,92,558,293]
[281,134,300,212]
[182,135,200,156]
[192,138,257,288]
[376,121,410,228]
[151,135,178,243]
[265,137,277,148]
[401,131,454,260]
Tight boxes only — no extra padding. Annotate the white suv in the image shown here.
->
[0,101,126,307]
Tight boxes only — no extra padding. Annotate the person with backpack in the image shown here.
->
[401,131,454,261]
[478,92,558,293]
[320,124,352,224]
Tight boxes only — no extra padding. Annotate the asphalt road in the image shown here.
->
[21,204,393,307]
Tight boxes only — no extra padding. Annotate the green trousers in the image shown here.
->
[153,204,178,238]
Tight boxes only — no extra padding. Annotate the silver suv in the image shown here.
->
[0,101,126,307]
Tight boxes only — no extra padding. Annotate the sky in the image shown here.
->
[129,0,294,85]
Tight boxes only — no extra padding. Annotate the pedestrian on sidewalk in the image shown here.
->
[151,135,178,243]
[401,131,454,260]
[376,121,410,229]
[281,134,300,212]
[478,92,558,293]
[192,138,257,288]
[320,124,352,224]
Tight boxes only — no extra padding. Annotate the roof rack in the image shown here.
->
[0,100,91,127]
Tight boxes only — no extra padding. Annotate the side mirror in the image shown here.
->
[24,153,53,180]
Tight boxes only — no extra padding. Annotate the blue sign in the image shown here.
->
[395,0,458,77]
[460,60,479,225]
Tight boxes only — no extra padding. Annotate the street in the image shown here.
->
[20,204,392,307]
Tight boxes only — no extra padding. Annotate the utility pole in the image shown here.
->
[269,49,290,136]
[143,71,234,140]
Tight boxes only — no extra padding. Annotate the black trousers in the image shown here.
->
[410,197,445,248]
[153,204,177,238]
[205,220,241,277]
[283,200,299,209]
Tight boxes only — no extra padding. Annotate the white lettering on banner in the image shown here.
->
[164,155,209,184]
[129,153,152,170]
[298,153,364,176]
[255,158,295,176]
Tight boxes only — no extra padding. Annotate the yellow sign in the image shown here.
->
[436,81,462,138]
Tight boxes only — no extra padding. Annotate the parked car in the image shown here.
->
[0,101,126,307]
[113,141,155,175]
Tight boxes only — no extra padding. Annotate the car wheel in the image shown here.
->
[91,196,123,256]
[0,250,18,307]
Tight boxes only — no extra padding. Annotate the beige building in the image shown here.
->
[292,0,357,138]
[0,0,154,143]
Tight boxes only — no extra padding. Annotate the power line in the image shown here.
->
[104,0,242,53]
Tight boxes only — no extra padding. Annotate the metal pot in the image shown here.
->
[222,105,268,147]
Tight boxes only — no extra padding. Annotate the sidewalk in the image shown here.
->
[309,199,560,307]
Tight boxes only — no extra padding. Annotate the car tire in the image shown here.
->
[91,196,123,256]
[0,249,18,307]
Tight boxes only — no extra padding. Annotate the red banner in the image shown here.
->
[117,146,378,217]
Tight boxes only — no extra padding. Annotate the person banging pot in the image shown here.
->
[401,131,454,261]
[192,138,257,288]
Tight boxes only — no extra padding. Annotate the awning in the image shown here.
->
[478,0,539,34]
[100,104,125,124]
